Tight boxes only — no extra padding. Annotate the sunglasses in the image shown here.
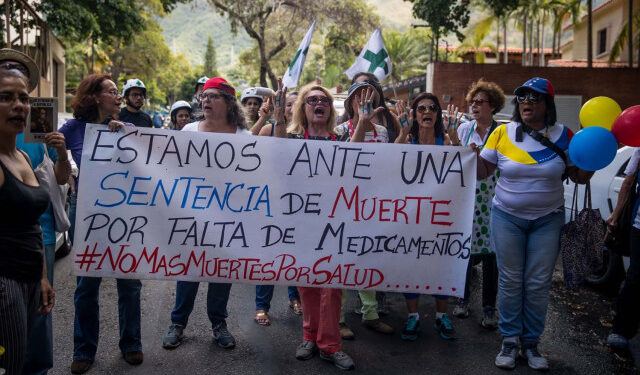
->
[470,99,489,106]
[0,62,28,76]
[305,95,331,106]
[199,92,224,101]
[516,92,541,104]
[416,104,439,113]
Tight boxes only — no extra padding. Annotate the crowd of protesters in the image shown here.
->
[3,46,639,375]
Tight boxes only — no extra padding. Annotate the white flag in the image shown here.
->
[282,21,316,89]
[345,28,392,82]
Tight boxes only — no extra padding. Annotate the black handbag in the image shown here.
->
[604,172,639,257]
[561,184,587,289]
[577,182,604,274]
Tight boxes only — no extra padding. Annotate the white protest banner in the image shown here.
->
[73,125,475,296]
[282,20,316,89]
[345,28,392,82]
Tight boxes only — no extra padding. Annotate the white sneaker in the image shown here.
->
[495,340,519,370]
[520,345,549,371]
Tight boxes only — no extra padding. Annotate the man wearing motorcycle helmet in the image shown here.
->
[190,76,208,121]
[119,78,153,127]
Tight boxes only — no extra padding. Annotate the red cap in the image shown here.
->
[203,77,235,96]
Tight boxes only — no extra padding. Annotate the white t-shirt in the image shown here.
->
[480,122,573,220]
[623,148,640,229]
[182,121,251,135]
[457,120,493,147]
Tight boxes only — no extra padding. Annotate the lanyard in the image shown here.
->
[304,130,336,141]
[463,120,497,147]
[348,120,377,139]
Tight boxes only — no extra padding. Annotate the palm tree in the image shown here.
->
[457,17,497,63]
[550,0,582,59]
[383,30,429,95]
[608,7,639,65]
[587,0,593,67]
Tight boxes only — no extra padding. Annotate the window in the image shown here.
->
[597,28,607,55]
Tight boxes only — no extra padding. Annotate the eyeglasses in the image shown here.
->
[0,92,29,105]
[516,92,541,104]
[199,92,223,102]
[470,99,489,106]
[417,104,439,113]
[0,62,28,76]
[305,95,331,107]
[129,92,145,99]
[103,89,121,97]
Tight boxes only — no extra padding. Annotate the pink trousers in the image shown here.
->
[298,287,342,354]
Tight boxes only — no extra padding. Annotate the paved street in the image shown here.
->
[48,253,638,375]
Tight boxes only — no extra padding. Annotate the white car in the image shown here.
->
[563,146,635,293]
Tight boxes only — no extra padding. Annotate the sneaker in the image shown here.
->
[339,323,355,340]
[123,351,144,365]
[495,340,519,370]
[70,359,93,374]
[434,313,456,340]
[363,319,394,334]
[295,340,318,360]
[607,333,629,350]
[212,321,236,348]
[401,316,420,341]
[481,307,498,330]
[520,344,549,370]
[452,298,470,318]
[162,323,185,349]
[320,350,355,370]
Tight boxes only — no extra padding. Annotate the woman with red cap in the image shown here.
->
[474,77,592,371]
[162,77,249,351]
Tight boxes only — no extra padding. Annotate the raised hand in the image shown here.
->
[44,131,67,155]
[356,87,384,124]
[259,96,274,120]
[445,104,463,145]
[272,78,287,125]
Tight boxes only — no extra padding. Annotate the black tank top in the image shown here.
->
[0,152,50,282]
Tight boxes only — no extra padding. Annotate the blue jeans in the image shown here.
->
[170,281,231,328]
[255,285,300,311]
[73,277,142,361]
[491,206,564,345]
[22,244,55,375]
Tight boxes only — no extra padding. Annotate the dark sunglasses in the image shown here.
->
[516,92,541,104]
[416,104,439,113]
[306,95,331,106]
[470,99,489,106]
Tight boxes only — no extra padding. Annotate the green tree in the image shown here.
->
[383,30,428,81]
[210,0,379,88]
[609,8,640,65]
[483,0,519,63]
[408,0,471,62]
[457,17,496,63]
[204,36,220,77]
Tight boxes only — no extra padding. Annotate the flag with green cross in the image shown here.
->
[345,28,392,82]
[282,21,316,89]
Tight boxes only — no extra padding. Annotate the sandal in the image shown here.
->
[289,300,303,315]
[254,310,270,326]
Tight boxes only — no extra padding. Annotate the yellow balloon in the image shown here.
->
[579,96,622,130]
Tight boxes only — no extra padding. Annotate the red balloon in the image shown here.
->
[612,105,640,146]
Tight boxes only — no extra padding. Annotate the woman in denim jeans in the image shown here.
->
[59,74,136,375]
[474,77,592,371]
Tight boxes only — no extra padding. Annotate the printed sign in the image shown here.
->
[73,125,476,296]
[25,97,58,143]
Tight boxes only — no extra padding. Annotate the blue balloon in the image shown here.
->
[569,127,618,171]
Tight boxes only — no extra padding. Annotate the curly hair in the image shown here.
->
[218,90,247,129]
[70,74,113,122]
[465,78,506,115]
[410,92,445,144]
[287,86,336,136]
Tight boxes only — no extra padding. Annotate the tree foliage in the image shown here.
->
[209,0,379,88]
[383,30,429,82]
[408,0,471,42]
[204,36,220,77]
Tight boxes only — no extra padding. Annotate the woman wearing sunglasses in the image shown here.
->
[474,77,592,371]
[393,92,459,343]
[266,79,354,370]
[450,80,506,331]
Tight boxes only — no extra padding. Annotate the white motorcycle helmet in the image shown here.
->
[241,87,274,104]
[121,78,147,98]
[195,76,208,92]
[170,100,192,117]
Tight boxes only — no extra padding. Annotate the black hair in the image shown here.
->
[511,91,557,130]
[410,92,445,144]
[222,91,247,129]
